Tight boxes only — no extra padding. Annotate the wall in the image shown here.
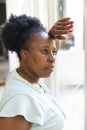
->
[84,0,87,129]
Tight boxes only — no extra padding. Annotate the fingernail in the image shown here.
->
[68,30,73,32]
[71,21,74,24]
[68,17,71,20]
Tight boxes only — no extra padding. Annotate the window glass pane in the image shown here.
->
[57,0,84,130]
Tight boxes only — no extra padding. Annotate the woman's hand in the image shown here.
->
[48,17,74,40]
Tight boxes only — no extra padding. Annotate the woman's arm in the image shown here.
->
[0,115,32,130]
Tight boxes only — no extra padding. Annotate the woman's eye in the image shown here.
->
[42,50,48,55]
[52,50,57,55]
[41,49,57,56]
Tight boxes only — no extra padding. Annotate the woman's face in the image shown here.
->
[21,32,58,79]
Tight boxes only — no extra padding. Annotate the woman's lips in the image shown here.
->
[49,65,54,71]
[45,65,54,72]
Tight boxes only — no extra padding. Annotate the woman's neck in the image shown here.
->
[17,66,39,84]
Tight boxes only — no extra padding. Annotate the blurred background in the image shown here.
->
[0,0,85,130]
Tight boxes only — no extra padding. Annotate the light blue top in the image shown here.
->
[0,70,65,130]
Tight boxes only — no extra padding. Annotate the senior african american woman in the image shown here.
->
[0,15,73,130]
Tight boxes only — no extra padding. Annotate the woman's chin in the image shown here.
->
[41,73,53,78]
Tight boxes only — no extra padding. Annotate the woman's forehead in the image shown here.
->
[38,40,57,48]
[34,31,51,40]
[30,40,57,51]
[26,31,57,51]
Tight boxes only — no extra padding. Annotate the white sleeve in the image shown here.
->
[0,94,44,126]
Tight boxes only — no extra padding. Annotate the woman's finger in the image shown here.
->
[53,24,73,30]
[55,20,74,26]
[52,29,73,36]
[55,35,66,40]
[58,17,71,22]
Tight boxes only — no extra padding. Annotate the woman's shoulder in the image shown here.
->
[6,69,33,89]
[1,69,36,100]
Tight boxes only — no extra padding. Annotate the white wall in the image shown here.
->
[84,0,87,129]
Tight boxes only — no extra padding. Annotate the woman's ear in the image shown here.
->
[20,50,28,61]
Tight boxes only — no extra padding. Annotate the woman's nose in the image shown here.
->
[48,53,56,63]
